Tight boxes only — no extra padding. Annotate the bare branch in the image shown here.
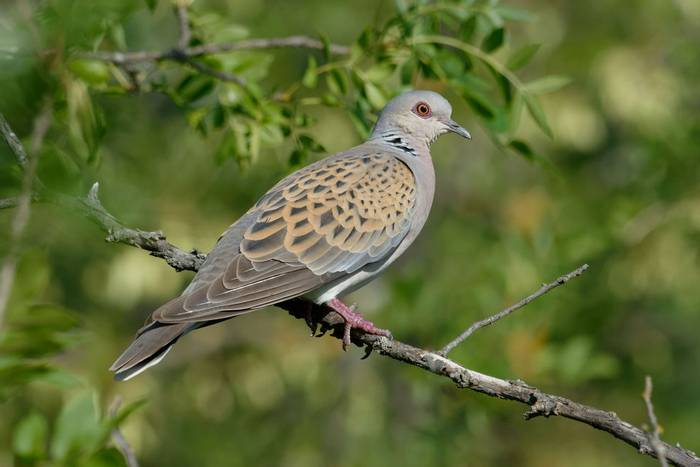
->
[67,212,697,465]
[185,36,351,57]
[0,102,52,330]
[175,2,191,50]
[83,35,350,66]
[0,197,21,209]
[439,264,590,355]
[276,299,700,467]
[109,396,140,467]
[644,376,671,467]
[50,183,205,272]
[0,112,29,167]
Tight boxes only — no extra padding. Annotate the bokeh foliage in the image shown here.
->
[1,0,699,466]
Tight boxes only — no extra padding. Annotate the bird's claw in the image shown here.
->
[327,298,392,351]
[304,304,318,337]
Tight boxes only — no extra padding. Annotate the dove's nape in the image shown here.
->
[110,90,470,380]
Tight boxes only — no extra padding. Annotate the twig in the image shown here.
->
[82,35,350,66]
[644,376,671,467]
[172,51,246,86]
[0,102,52,330]
[168,3,243,86]
[185,36,351,56]
[175,2,191,50]
[439,264,590,355]
[49,183,206,272]
[0,197,21,209]
[109,396,140,467]
[0,112,29,167]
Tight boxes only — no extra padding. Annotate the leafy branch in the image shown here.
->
[60,0,565,168]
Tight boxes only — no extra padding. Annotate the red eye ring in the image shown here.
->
[413,102,432,118]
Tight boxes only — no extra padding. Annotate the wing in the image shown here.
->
[154,149,417,324]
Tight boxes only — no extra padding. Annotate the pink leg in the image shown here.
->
[326,298,392,350]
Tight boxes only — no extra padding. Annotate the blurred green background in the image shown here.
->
[1,0,699,466]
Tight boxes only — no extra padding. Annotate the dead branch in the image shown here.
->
[440,264,590,355]
[644,376,671,467]
[0,102,52,329]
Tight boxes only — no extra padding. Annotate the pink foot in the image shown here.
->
[326,298,392,350]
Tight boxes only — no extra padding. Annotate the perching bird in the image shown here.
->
[110,90,470,380]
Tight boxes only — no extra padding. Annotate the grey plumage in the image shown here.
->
[110,90,470,380]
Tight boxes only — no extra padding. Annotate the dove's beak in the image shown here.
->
[444,119,471,140]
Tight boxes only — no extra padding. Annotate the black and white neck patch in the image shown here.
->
[379,131,418,157]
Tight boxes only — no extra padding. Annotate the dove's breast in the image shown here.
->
[306,151,436,303]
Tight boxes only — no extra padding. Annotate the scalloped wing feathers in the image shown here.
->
[152,150,416,323]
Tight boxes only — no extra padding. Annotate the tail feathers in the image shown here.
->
[110,322,192,381]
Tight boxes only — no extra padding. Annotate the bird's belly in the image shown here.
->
[305,269,380,304]
[305,232,416,304]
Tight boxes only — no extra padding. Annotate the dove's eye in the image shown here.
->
[413,102,432,118]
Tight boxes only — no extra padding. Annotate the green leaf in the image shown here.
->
[494,5,535,22]
[65,78,106,164]
[326,69,348,95]
[348,98,372,138]
[302,56,318,88]
[435,49,465,78]
[13,412,48,460]
[109,24,127,51]
[459,15,477,42]
[394,0,409,14]
[508,91,524,133]
[297,134,325,153]
[215,132,235,164]
[318,33,332,61]
[249,124,261,162]
[487,65,512,105]
[0,358,53,398]
[400,58,417,86]
[357,27,377,51]
[364,63,394,83]
[462,88,497,120]
[289,148,307,166]
[507,44,540,70]
[481,27,505,53]
[260,123,285,145]
[175,74,215,105]
[525,75,572,94]
[68,60,111,85]
[83,447,128,467]
[523,93,552,138]
[509,139,534,160]
[144,0,157,12]
[51,390,102,461]
[363,82,386,110]
[321,93,340,106]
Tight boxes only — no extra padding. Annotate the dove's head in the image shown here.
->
[371,90,471,146]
